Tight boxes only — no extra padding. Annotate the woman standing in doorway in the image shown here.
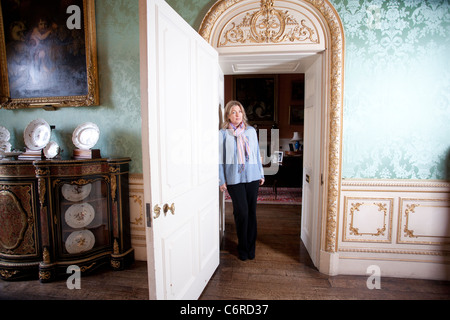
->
[219,100,265,261]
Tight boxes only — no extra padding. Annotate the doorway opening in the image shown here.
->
[219,48,324,267]
[200,0,345,274]
[221,71,307,264]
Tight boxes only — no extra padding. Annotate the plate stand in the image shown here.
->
[18,148,44,160]
[73,149,101,160]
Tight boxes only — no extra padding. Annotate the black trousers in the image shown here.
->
[227,180,260,260]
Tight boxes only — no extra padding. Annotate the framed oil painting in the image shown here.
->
[289,104,304,125]
[233,75,278,125]
[0,0,99,109]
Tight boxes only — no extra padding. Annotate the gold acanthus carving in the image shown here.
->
[52,177,109,188]
[130,194,144,226]
[219,0,318,46]
[404,204,420,238]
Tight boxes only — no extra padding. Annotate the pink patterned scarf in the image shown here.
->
[229,122,251,172]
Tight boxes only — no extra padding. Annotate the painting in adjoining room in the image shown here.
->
[233,75,278,125]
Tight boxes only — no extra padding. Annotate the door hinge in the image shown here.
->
[146,203,151,227]
[321,173,324,185]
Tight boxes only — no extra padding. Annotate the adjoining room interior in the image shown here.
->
[223,73,305,206]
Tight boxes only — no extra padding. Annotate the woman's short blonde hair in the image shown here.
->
[222,100,249,129]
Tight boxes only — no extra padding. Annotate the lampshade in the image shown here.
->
[290,132,301,141]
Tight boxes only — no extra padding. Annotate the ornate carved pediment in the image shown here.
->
[218,0,319,47]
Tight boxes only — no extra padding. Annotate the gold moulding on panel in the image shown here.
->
[404,204,420,238]
[219,0,319,46]
[348,202,388,237]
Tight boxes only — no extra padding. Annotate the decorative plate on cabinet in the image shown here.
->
[61,183,92,202]
[24,119,51,150]
[72,122,100,150]
[43,141,59,159]
[65,203,95,229]
[0,126,10,142]
[0,141,12,153]
[65,230,95,254]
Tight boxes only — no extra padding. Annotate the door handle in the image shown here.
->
[163,203,175,215]
[153,204,161,219]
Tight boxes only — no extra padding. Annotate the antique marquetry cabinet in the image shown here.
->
[0,158,134,282]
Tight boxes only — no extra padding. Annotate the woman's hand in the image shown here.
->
[260,179,265,186]
[220,183,227,192]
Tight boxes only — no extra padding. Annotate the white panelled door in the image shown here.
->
[301,53,323,267]
[142,0,221,299]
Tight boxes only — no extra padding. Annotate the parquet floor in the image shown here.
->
[0,203,449,300]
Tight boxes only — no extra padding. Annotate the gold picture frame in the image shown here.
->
[233,74,278,126]
[0,0,99,109]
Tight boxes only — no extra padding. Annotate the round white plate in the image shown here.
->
[65,203,95,229]
[24,119,51,150]
[61,183,92,202]
[0,126,10,142]
[43,141,59,159]
[72,122,100,150]
[65,230,95,254]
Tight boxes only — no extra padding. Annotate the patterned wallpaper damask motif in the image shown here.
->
[335,0,450,179]
[167,0,450,180]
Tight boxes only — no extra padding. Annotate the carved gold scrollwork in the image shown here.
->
[130,195,144,225]
[349,202,362,235]
[38,177,46,209]
[0,269,19,279]
[219,0,318,46]
[404,204,420,238]
[43,247,51,264]
[349,202,387,237]
[80,263,96,272]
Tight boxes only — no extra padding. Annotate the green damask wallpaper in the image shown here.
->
[0,0,142,172]
[335,0,450,180]
[167,0,450,180]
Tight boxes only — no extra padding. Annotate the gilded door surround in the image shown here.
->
[199,0,345,253]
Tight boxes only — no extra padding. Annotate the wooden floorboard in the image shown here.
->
[199,203,450,300]
[0,203,449,300]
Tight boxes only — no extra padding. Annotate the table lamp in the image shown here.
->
[291,132,301,151]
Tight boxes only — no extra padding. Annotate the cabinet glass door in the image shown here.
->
[59,179,110,255]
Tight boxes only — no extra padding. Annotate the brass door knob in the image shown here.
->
[163,203,175,215]
[153,204,161,219]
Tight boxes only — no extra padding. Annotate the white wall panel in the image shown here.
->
[338,179,450,280]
